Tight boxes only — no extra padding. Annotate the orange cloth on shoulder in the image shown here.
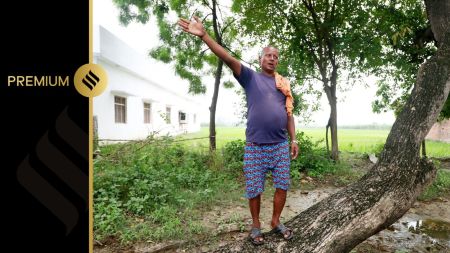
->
[274,72,294,116]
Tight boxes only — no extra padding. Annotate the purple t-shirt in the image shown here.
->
[234,65,288,144]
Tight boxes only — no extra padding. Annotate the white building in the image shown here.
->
[93,26,203,142]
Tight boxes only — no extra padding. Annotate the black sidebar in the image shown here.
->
[1,1,89,252]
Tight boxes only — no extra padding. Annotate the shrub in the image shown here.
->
[222,139,246,174]
[94,137,240,242]
[291,132,337,178]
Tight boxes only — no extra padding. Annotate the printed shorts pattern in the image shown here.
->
[243,141,290,199]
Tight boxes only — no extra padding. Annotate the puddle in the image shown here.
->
[407,219,450,240]
[354,201,450,252]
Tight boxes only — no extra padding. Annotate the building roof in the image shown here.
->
[93,25,203,106]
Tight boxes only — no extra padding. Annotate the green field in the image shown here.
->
[179,127,450,158]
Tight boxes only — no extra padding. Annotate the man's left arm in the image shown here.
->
[287,115,299,159]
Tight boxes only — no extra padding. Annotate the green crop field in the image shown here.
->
[178,127,449,158]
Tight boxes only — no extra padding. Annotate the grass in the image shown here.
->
[179,127,450,158]
[419,167,450,201]
[93,138,245,244]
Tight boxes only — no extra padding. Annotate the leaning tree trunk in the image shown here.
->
[214,0,450,252]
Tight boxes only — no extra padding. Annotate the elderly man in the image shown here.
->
[178,16,299,245]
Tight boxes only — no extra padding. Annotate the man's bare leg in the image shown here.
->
[271,188,287,228]
[249,194,261,228]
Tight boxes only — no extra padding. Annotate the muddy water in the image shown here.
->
[354,198,450,252]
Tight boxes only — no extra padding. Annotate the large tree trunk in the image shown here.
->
[214,1,450,252]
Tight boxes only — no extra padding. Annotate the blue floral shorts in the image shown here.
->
[243,141,290,199]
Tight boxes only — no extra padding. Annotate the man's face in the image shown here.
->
[260,47,279,74]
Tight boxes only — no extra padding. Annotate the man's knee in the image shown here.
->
[275,188,287,193]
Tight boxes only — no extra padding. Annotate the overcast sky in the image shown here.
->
[94,0,396,127]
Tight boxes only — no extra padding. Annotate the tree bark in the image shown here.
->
[208,0,223,151]
[329,88,339,161]
[324,75,339,161]
[209,60,223,151]
[325,116,331,157]
[421,140,427,157]
[213,1,450,252]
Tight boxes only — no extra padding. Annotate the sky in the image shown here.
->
[94,0,396,127]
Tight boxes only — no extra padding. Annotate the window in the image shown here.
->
[179,111,187,123]
[144,102,151,124]
[165,106,171,124]
[193,114,197,124]
[114,96,126,123]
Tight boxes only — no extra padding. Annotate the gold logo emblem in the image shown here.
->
[74,64,107,97]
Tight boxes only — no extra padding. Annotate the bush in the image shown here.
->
[222,139,246,174]
[94,138,240,242]
[291,132,337,178]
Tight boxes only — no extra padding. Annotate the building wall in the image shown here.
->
[426,119,450,143]
[93,26,202,142]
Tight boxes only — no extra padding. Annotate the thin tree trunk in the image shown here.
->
[214,1,450,251]
[325,116,331,157]
[209,60,223,151]
[421,140,427,157]
[324,69,339,161]
[329,95,339,161]
[330,67,339,161]
[209,0,223,151]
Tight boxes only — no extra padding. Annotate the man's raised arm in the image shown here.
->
[178,16,241,76]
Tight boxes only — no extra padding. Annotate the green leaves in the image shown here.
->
[114,0,245,100]
[149,46,172,63]
[222,80,234,89]
[368,0,437,116]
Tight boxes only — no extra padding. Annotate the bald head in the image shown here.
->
[259,46,279,75]
[259,46,279,59]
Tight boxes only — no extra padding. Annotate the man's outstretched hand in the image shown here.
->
[178,16,206,38]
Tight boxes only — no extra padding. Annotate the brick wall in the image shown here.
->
[426,119,450,143]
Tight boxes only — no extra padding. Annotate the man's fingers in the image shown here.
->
[178,20,192,31]
[179,18,190,23]
[292,150,298,159]
[178,21,187,29]
[178,19,190,28]
[291,145,299,159]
